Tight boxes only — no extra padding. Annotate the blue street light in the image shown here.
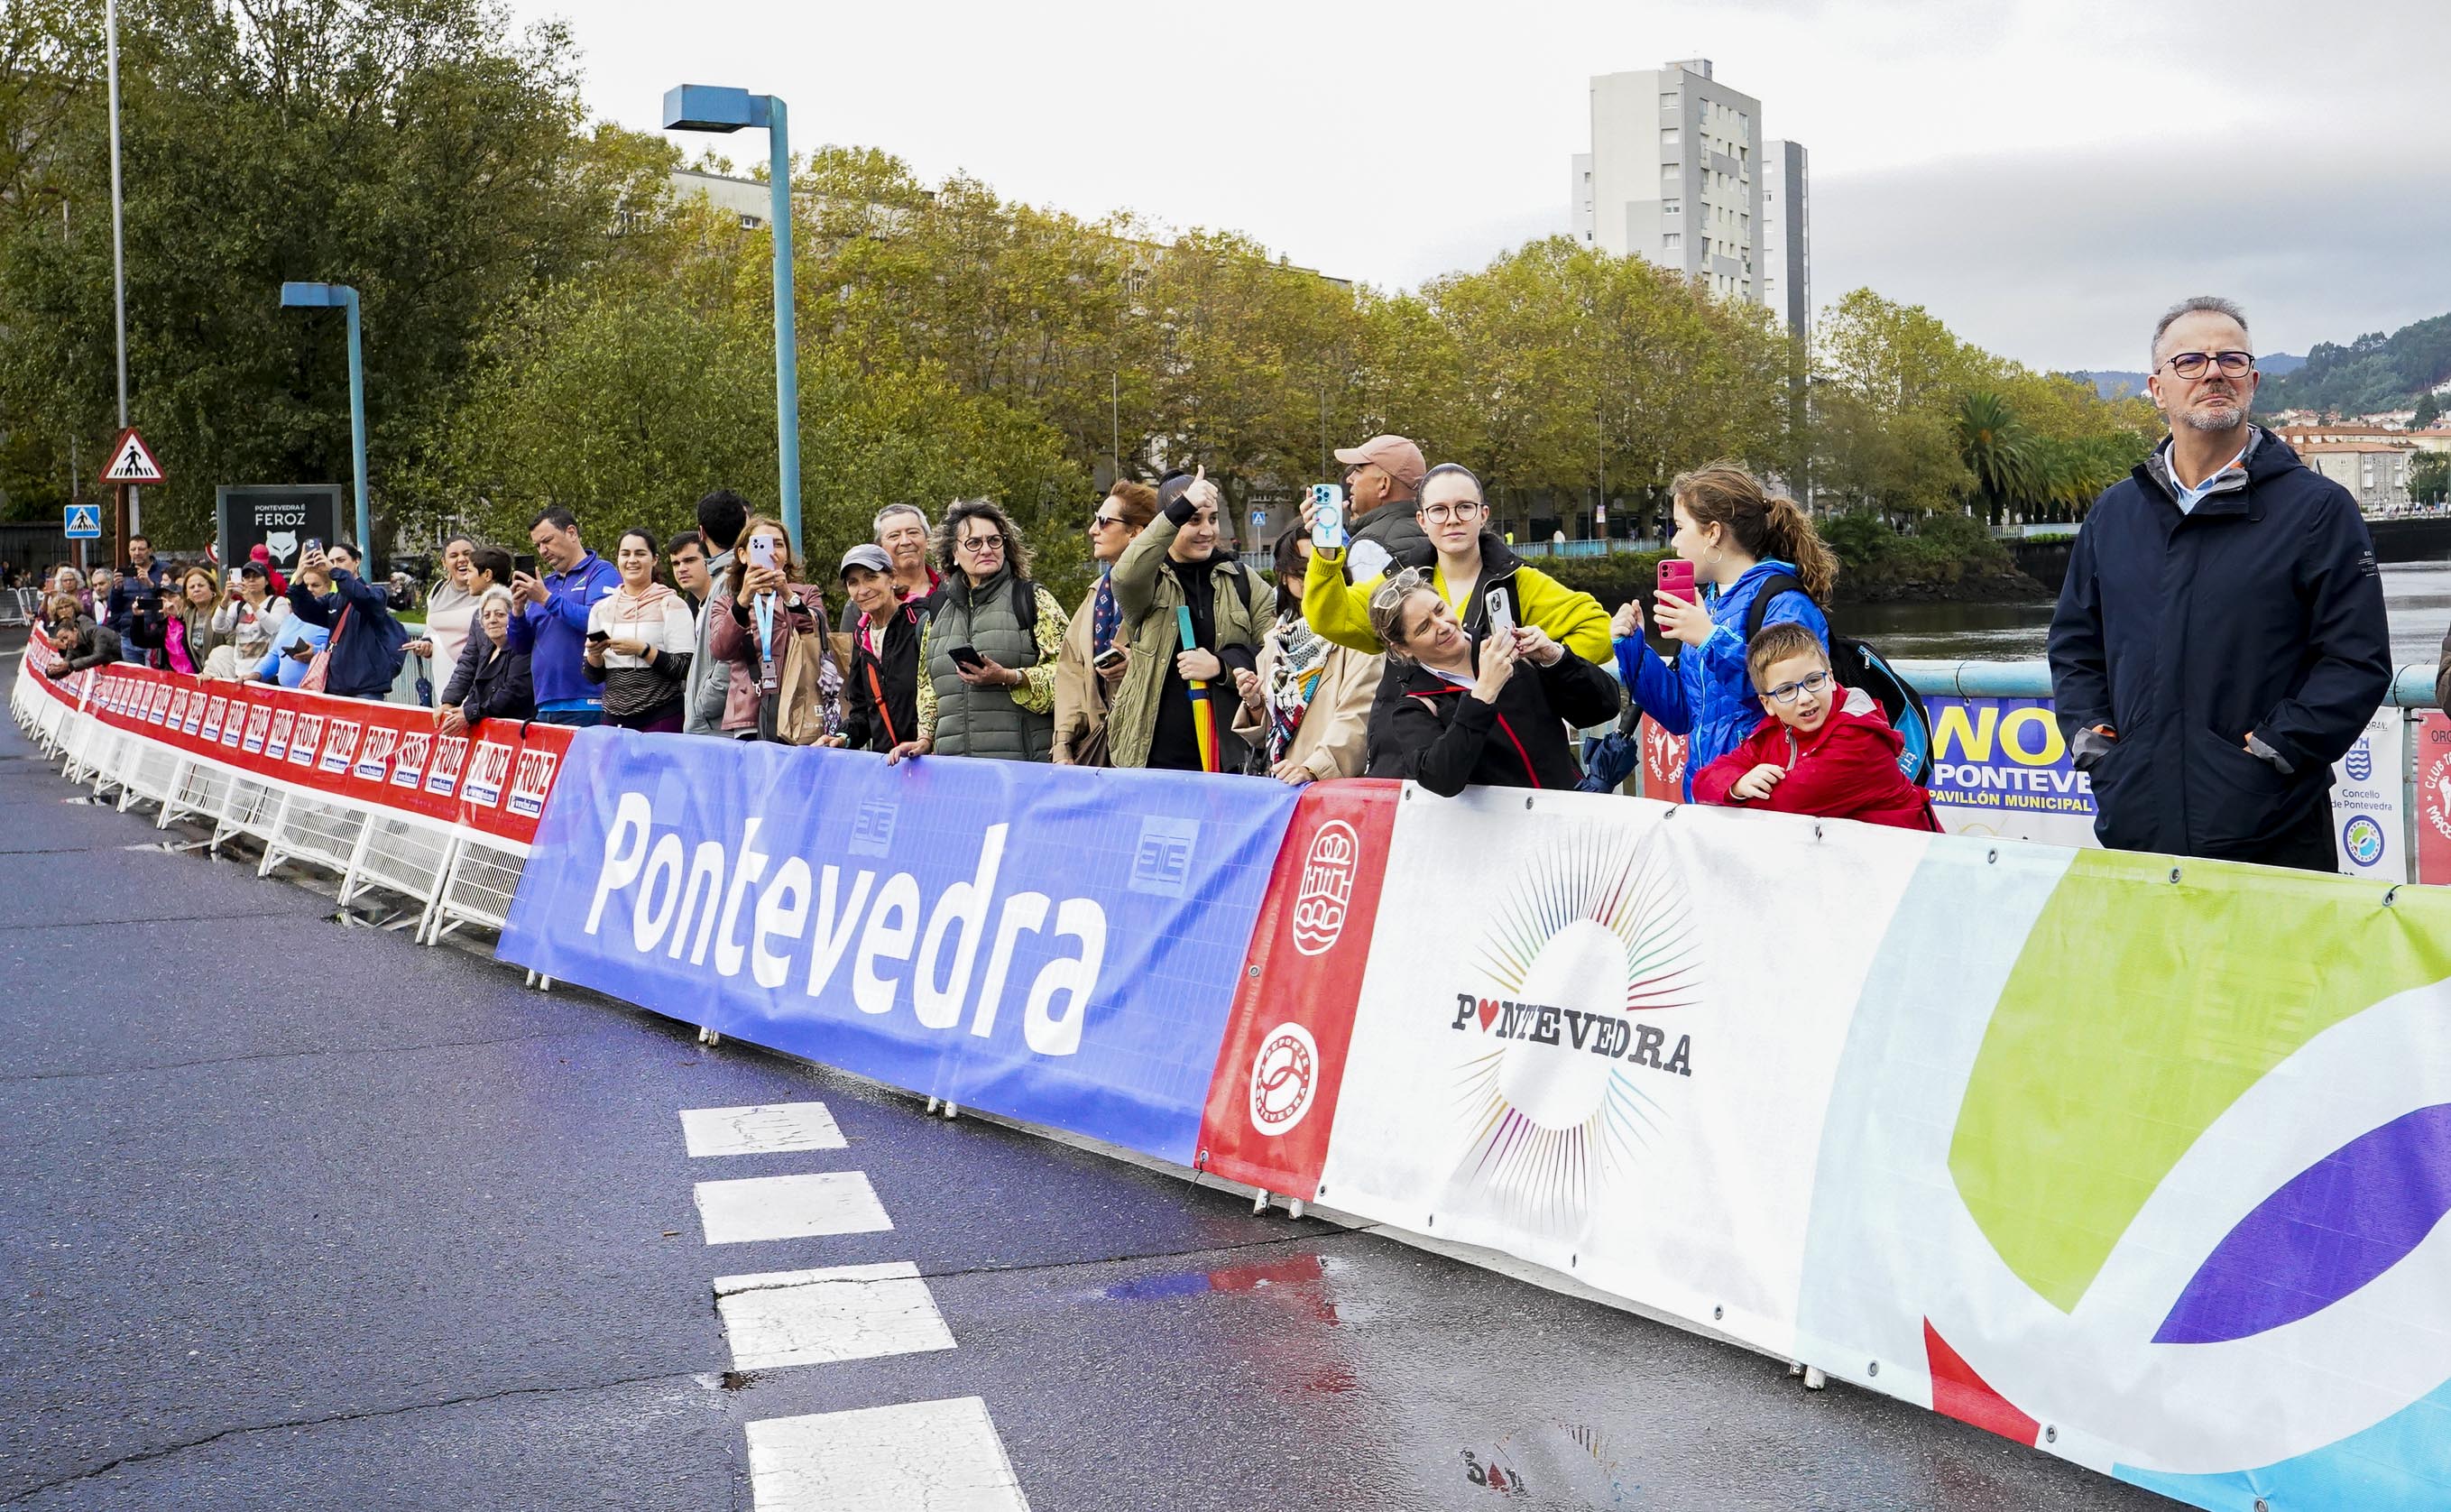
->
[279,281,372,556]
[663,83,802,553]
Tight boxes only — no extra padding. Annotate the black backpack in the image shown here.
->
[1744,574,1934,786]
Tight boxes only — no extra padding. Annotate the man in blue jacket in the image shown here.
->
[2049,297,2390,871]
[509,505,620,725]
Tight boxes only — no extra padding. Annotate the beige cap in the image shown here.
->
[1332,435,1427,492]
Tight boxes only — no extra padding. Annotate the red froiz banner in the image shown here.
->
[1195,779,1402,1201]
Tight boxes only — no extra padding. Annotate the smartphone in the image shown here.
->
[586,629,610,642]
[747,535,779,571]
[512,554,538,576]
[1309,484,1347,550]
[302,538,323,557]
[947,645,986,671]
[1092,645,1128,672]
[1657,558,1696,604]
[1483,587,1516,640]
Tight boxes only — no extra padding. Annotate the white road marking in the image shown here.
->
[681,1101,847,1157]
[715,1260,955,1370]
[746,1397,1029,1512]
[696,1171,892,1245]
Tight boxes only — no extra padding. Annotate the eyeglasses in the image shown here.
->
[1419,502,1485,524]
[959,534,1004,555]
[2161,350,2254,381]
[1763,669,1834,705]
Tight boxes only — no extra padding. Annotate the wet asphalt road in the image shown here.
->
[0,655,2183,1511]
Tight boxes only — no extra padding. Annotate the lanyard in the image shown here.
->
[752,592,776,663]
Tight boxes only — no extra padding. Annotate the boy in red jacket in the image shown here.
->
[1691,622,1940,833]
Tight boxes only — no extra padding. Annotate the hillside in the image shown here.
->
[2257,313,2451,415]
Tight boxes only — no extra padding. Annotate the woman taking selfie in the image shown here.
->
[1233,521,1381,783]
[1613,462,1836,799]
[583,528,696,733]
[707,515,839,742]
[1052,481,1156,766]
[1363,568,1619,795]
[889,498,1069,764]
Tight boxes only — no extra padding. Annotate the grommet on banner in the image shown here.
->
[2045,1424,2059,1444]
[1986,849,1998,864]
[1866,1360,1879,1378]
[1713,1305,1724,1321]
[2169,867,2183,884]
[1247,964,1260,978]
[1524,796,1534,810]
[2383,884,2402,908]
[1812,822,1824,840]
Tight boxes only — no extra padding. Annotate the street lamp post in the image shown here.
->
[663,83,801,552]
[105,0,134,552]
[280,282,372,556]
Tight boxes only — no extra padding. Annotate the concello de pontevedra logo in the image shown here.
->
[1445,825,1700,1227]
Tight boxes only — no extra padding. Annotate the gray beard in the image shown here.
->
[2180,401,2247,433]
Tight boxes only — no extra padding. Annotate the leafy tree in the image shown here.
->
[2413,451,2450,506]
[2417,392,2442,429]
[1956,391,2038,524]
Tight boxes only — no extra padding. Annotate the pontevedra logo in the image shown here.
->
[1291,819,1359,956]
[1446,829,1700,1217]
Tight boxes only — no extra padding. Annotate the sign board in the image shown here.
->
[2331,707,2408,881]
[1926,695,2099,848]
[64,504,102,539]
[2417,714,2451,885]
[216,484,342,580]
[98,428,165,485]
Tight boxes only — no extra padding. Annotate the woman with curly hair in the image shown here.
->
[889,498,1070,764]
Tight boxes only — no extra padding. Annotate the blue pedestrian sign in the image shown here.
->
[64,504,102,539]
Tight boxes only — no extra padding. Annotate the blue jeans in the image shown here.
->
[535,706,604,728]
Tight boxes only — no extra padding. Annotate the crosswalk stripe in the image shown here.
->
[681,1102,848,1157]
[696,1171,892,1245]
[715,1260,955,1370]
[746,1397,1029,1512]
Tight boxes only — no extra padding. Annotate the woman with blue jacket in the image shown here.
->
[1616,463,1838,799]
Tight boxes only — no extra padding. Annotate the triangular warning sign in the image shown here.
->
[98,427,166,485]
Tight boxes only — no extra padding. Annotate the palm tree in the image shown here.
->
[1955,391,2039,525]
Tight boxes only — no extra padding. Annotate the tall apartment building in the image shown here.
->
[1760,140,1810,337]
[1571,60,1809,337]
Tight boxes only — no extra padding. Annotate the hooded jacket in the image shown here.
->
[1617,558,1831,799]
[1691,685,1940,833]
[2048,428,2390,860]
[1365,642,1620,795]
[285,569,410,700]
[1304,529,1612,665]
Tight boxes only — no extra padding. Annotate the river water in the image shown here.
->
[1846,561,2451,668]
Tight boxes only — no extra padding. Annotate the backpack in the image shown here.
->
[1745,574,1934,786]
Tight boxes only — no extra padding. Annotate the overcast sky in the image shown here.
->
[520,0,2451,373]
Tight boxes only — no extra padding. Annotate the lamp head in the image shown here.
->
[662,84,762,133]
[280,281,348,308]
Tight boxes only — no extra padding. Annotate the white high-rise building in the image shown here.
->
[1572,60,1806,333]
[1761,140,1810,339]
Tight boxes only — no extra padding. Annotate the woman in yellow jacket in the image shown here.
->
[1304,462,1610,666]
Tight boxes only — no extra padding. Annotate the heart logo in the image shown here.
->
[1478,997,1499,1031]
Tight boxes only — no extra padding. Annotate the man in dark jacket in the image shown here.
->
[830,544,920,753]
[1331,433,1428,583]
[286,543,411,700]
[2049,296,2390,871]
[106,535,170,661]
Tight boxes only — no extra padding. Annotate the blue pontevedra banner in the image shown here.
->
[498,729,1300,1164]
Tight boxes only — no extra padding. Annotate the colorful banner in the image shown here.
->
[1927,694,2099,846]
[496,730,1301,1164]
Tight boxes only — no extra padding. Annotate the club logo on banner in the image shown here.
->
[288,714,325,768]
[463,738,512,808]
[424,734,470,797]
[392,729,434,790]
[354,725,400,783]
[1640,717,1687,800]
[1443,828,1701,1215]
[1249,1023,1319,1135]
[507,748,558,820]
[1292,820,1359,955]
[318,718,362,775]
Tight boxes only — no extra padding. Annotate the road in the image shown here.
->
[0,654,2180,1511]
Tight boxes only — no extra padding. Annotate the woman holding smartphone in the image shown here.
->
[583,528,696,733]
[1232,521,1382,783]
[706,515,839,742]
[1612,461,1836,799]
[1052,481,1156,766]
[889,498,1069,764]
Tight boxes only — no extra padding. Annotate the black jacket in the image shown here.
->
[59,622,123,673]
[1342,499,1428,581]
[1365,645,1620,796]
[463,642,535,726]
[842,600,922,752]
[2048,429,2391,861]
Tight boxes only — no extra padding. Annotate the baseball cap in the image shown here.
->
[1332,435,1427,492]
[838,543,892,579]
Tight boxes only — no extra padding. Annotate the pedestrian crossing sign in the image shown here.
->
[98,427,166,486]
[64,503,102,539]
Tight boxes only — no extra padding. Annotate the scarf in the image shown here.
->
[1263,613,1330,766]
[1091,564,1120,656]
